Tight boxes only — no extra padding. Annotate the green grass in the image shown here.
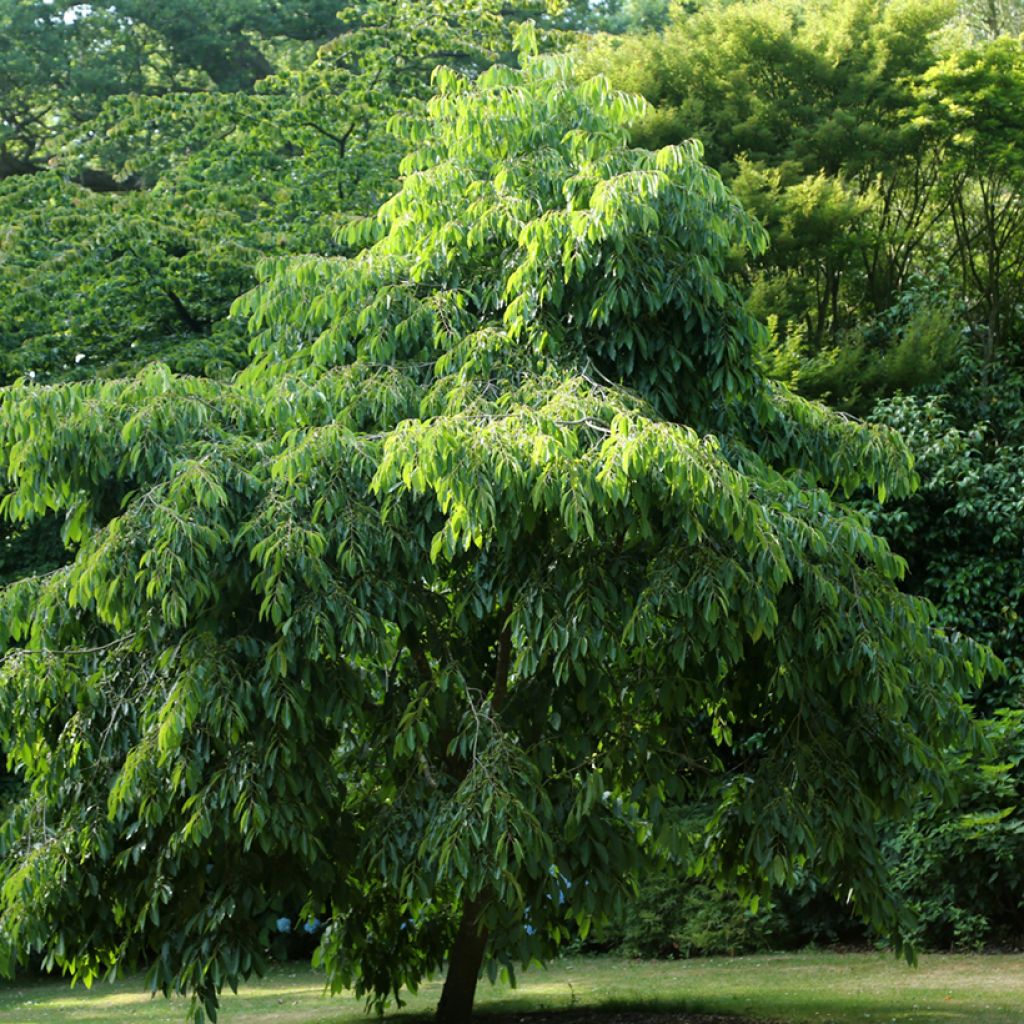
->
[0,952,1022,1023]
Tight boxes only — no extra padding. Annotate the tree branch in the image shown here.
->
[492,623,512,712]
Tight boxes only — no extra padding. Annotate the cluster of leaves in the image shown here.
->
[596,872,782,959]
[0,0,529,592]
[763,277,964,416]
[0,44,994,1021]
[871,360,1024,714]
[0,0,525,389]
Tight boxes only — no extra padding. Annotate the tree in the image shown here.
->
[578,0,958,346]
[0,42,992,1023]
[0,0,351,184]
[0,0,519,389]
[957,0,1024,38]
[914,35,1024,362]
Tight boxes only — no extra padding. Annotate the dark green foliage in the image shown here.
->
[871,360,1024,712]
[0,173,253,385]
[864,357,1024,951]
[0,0,347,173]
[600,875,780,959]
[887,710,1024,950]
[596,871,874,958]
[763,280,963,414]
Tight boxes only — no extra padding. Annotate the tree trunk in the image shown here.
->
[436,897,488,1022]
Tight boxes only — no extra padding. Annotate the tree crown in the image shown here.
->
[0,43,993,1022]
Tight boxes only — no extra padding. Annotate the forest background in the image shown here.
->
[1,0,1023,965]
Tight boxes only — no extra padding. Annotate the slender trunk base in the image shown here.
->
[436,898,488,1022]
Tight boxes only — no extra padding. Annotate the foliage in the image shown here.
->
[598,874,781,958]
[887,710,1024,950]
[578,0,953,175]
[762,280,963,414]
[0,0,524,596]
[0,172,253,385]
[578,0,993,367]
[913,35,1024,360]
[0,0,346,175]
[871,360,1024,712]
[0,0,521,389]
[0,45,994,1022]
[863,354,1024,952]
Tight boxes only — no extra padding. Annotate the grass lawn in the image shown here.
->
[0,951,1021,1023]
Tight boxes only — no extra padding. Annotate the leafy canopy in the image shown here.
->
[0,41,993,1022]
[0,0,521,594]
[0,0,519,389]
[576,0,964,360]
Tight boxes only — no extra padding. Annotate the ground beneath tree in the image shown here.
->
[480,1012,770,1023]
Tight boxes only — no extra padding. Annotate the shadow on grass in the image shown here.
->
[384,998,771,1024]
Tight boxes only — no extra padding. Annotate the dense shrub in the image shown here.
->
[596,876,781,958]
[885,711,1024,951]
[595,870,875,959]
[762,281,963,415]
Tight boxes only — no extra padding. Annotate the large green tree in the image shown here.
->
[0,45,991,1022]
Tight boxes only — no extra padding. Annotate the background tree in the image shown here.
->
[957,0,1024,38]
[913,35,1024,362]
[0,0,348,183]
[0,44,992,1022]
[885,707,1024,949]
[0,0,520,389]
[577,0,959,387]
